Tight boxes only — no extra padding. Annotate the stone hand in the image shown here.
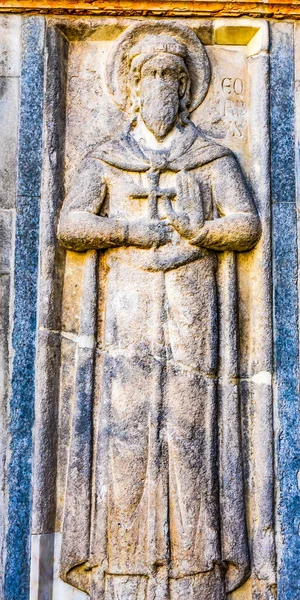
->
[161,171,205,242]
[127,219,173,248]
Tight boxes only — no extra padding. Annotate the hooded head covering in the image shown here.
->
[106,21,210,113]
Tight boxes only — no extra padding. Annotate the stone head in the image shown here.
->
[106,22,211,136]
[128,35,191,140]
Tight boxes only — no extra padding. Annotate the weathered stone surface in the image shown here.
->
[0,211,13,274]
[55,20,262,600]
[32,26,69,538]
[270,23,295,206]
[31,329,61,534]
[0,78,19,210]
[0,10,298,600]
[0,275,11,600]
[272,200,300,599]
[17,17,45,198]
[0,14,21,600]
[37,24,67,333]
[0,15,21,77]
[4,17,45,600]
[271,22,300,599]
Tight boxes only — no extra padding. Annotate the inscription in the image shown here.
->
[218,76,246,138]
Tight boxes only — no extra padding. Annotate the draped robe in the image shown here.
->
[58,123,260,600]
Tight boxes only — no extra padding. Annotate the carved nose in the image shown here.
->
[153,69,165,80]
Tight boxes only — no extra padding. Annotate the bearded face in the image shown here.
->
[138,55,187,141]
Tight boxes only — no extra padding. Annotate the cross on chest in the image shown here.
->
[131,169,176,220]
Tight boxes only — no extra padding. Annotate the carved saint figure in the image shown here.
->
[58,22,261,600]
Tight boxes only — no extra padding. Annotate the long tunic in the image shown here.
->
[58,123,260,600]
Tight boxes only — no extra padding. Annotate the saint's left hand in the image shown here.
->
[160,171,206,242]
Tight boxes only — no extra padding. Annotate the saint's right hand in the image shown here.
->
[127,219,173,248]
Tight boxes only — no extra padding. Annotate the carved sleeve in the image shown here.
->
[57,156,127,251]
[193,155,261,251]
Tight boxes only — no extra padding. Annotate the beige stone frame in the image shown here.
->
[30,16,275,600]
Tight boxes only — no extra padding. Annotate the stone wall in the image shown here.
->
[0,11,299,600]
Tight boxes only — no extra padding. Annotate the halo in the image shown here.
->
[106,21,211,113]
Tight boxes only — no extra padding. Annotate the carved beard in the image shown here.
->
[140,81,179,141]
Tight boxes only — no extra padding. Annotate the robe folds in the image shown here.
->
[58,124,259,600]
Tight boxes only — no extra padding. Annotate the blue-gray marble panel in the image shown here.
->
[271,22,300,598]
[4,16,45,600]
[270,23,295,204]
[17,17,45,197]
[273,203,300,597]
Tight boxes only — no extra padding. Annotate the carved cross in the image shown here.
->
[131,168,176,220]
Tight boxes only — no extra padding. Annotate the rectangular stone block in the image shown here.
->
[17,17,45,198]
[0,78,19,209]
[0,15,21,77]
[0,274,11,600]
[4,18,45,600]
[0,210,13,274]
[270,22,295,204]
[272,200,300,597]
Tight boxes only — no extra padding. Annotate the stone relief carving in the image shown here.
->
[57,21,261,600]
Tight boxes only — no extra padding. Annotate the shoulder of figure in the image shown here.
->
[86,131,149,172]
[174,127,232,171]
[72,149,106,175]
